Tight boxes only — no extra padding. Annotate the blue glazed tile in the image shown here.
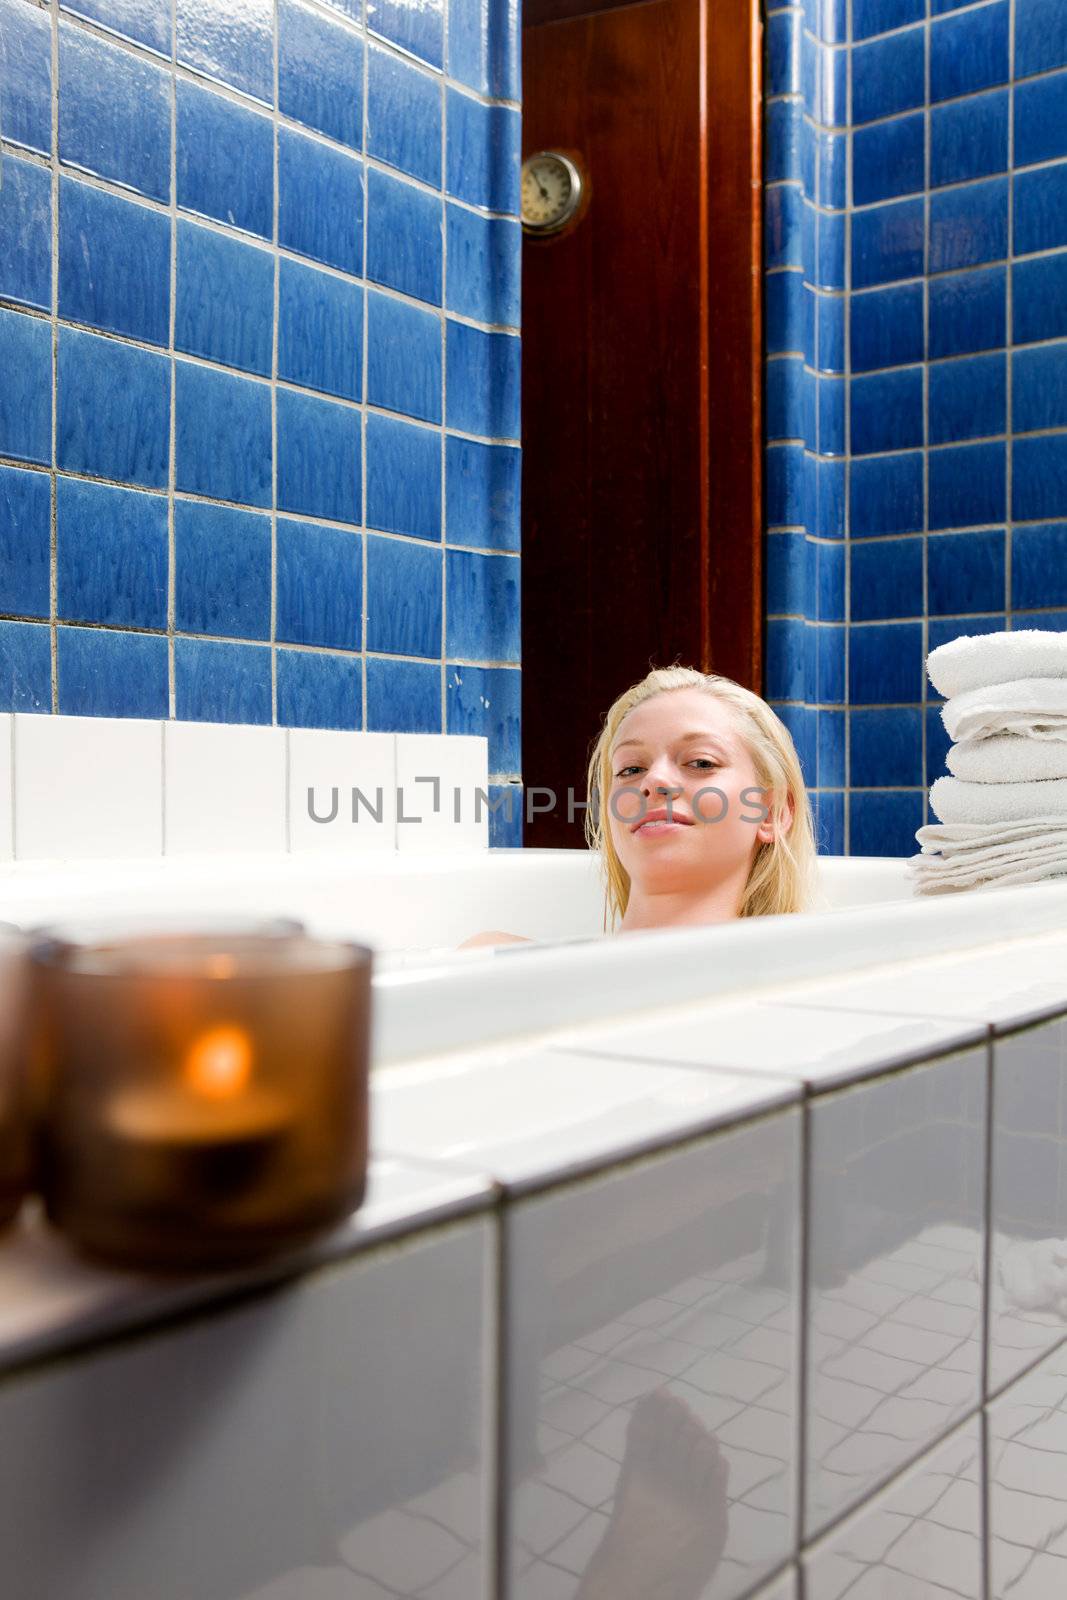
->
[58,326,169,486]
[1016,0,1067,75]
[801,373,817,454]
[0,153,50,312]
[816,46,847,129]
[811,0,848,43]
[766,358,804,443]
[929,265,1005,358]
[277,650,361,730]
[176,0,273,103]
[801,199,817,288]
[58,24,170,202]
[279,0,362,149]
[817,131,847,211]
[766,530,807,614]
[853,114,925,207]
[931,90,1008,187]
[812,787,844,854]
[849,451,924,536]
[175,501,271,640]
[818,539,844,619]
[0,0,51,155]
[817,624,844,703]
[60,0,170,54]
[367,0,443,67]
[1013,436,1067,522]
[816,457,846,537]
[488,0,520,101]
[1015,165,1067,257]
[277,387,362,524]
[929,440,1006,528]
[279,127,364,277]
[175,639,272,723]
[486,783,522,847]
[57,627,167,717]
[59,177,169,345]
[1015,71,1067,168]
[853,0,923,39]
[277,519,362,649]
[766,443,804,527]
[817,708,845,787]
[446,91,520,215]
[852,27,925,124]
[852,198,924,288]
[1012,524,1067,610]
[367,46,441,189]
[925,702,952,778]
[368,169,443,306]
[367,413,441,541]
[367,291,442,424]
[0,620,49,710]
[802,282,817,367]
[0,465,49,618]
[851,537,923,621]
[366,655,440,731]
[931,2,1008,102]
[850,367,923,456]
[816,294,845,373]
[850,791,923,857]
[766,11,800,97]
[1014,344,1067,434]
[1014,254,1067,345]
[57,476,167,628]
[850,707,922,787]
[849,621,923,703]
[446,435,520,550]
[0,309,51,466]
[816,211,845,290]
[175,362,271,508]
[818,376,845,455]
[319,0,362,20]
[446,321,520,439]
[928,528,1005,614]
[850,283,923,373]
[764,619,807,701]
[449,0,489,93]
[445,205,520,328]
[927,612,1005,656]
[176,80,273,239]
[366,535,442,656]
[775,702,817,784]
[929,352,1006,444]
[764,185,803,271]
[445,548,519,661]
[278,258,364,400]
[766,99,801,187]
[930,178,1008,272]
[175,220,274,377]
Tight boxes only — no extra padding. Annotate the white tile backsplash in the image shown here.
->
[988,1339,1067,1599]
[0,714,12,862]
[288,728,397,853]
[164,721,288,854]
[14,714,163,860]
[395,732,489,852]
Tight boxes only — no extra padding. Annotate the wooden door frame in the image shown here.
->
[522,0,765,690]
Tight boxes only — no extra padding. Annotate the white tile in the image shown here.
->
[989,1015,1067,1393]
[803,1418,982,1600]
[988,1341,1067,1598]
[504,1108,800,1600]
[13,714,162,860]
[0,714,12,861]
[395,733,488,852]
[164,721,286,855]
[373,1042,798,1192]
[560,996,985,1092]
[0,1213,493,1600]
[749,1570,797,1600]
[805,1049,986,1539]
[288,729,396,854]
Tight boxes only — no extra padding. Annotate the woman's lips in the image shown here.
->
[632,816,695,835]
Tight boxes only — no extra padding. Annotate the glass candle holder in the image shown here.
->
[30,923,372,1271]
[0,923,31,1231]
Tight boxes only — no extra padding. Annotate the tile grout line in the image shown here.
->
[167,0,177,718]
[271,0,280,725]
[440,30,449,739]
[48,0,59,712]
[921,0,931,827]
[1004,0,1015,631]
[361,0,370,735]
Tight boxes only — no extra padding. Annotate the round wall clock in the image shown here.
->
[521,151,585,236]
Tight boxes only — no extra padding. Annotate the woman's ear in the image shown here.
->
[755,790,793,846]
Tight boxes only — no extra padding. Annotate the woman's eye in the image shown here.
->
[615,765,641,779]
[690,759,719,770]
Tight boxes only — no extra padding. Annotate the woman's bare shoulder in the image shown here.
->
[455,929,535,950]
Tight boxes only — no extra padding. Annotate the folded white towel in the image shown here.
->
[930,774,1067,824]
[947,734,1067,783]
[915,827,1067,869]
[941,678,1067,742]
[927,629,1067,698]
[909,847,1067,893]
[916,816,1067,856]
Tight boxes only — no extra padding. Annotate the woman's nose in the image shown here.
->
[640,759,679,796]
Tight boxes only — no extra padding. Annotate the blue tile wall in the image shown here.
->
[764,0,1067,855]
[0,0,522,840]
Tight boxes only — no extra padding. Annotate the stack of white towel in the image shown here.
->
[909,630,1067,894]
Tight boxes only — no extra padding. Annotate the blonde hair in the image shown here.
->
[584,666,820,929]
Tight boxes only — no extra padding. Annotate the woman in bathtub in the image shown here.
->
[458,663,819,949]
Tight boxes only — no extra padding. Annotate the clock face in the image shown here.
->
[521,153,583,234]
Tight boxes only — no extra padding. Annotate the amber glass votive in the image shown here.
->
[31,925,372,1271]
[0,923,31,1231]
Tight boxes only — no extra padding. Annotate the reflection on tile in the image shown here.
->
[176,0,273,103]
[988,1339,1067,1597]
[805,1049,986,1536]
[803,1418,981,1599]
[502,1107,800,1600]
[366,45,442,188]
[0,154,51,313]
[58,23,171,201]
[367,0,444,67]
[61,0,171,56]
[0,0,52,156]
[445,89,520,214]
[279,0,363,149]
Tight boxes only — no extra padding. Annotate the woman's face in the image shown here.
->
[606,688,777,896]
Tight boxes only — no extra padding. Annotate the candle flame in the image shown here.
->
[184,1024,253,1100]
